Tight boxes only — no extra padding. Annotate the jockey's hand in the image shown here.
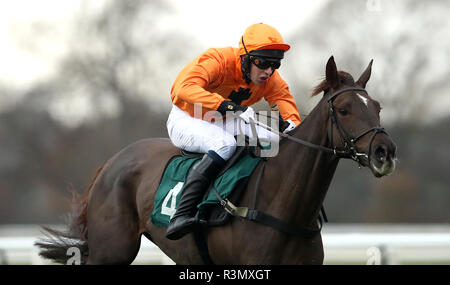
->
[280,119,296,133]
[238,106,256,123]
[217,101,246,114]
[217,101,255,123]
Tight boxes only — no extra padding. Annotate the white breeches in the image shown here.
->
[167,105,279,161]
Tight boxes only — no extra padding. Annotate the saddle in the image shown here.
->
[180,145,259,226]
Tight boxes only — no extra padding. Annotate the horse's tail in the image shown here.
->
[34,164,104,265]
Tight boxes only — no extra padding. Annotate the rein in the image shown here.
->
[250,119,351,157]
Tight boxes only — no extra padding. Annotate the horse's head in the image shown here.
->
[313,56,397,177]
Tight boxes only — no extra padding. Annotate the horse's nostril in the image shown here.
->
[375,144,387,162]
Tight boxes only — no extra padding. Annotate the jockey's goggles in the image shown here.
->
[250,56,281,70]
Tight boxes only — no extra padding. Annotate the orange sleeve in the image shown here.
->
[171,49,227,111]
[264,71,301,125]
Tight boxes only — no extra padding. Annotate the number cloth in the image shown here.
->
[150,154,261,227]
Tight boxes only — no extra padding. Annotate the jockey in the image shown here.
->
[166,23,301,240]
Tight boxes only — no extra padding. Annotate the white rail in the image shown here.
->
[323,232,450,264]
[1,224,450,265]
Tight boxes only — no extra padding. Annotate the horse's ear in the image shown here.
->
[326,56,338,89]
[356,59,373,88]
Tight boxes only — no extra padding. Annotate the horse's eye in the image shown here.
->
[339,109,348,116]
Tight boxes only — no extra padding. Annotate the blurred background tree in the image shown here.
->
[0,0,197,223]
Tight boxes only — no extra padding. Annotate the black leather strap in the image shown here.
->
[193,230,215,265]
[210,159,325,238]
[245,209,321,237]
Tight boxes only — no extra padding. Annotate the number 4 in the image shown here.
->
[161,182,184,219]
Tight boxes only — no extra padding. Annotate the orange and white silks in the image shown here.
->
[170,47,301,125]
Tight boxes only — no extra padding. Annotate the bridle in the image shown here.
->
[326,87,387,167]
[252,87,388,167]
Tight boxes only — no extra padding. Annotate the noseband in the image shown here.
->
[327,87,387,166]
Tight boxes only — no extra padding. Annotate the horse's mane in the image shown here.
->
[311,71,355,97]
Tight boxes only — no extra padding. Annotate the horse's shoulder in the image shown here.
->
[118,138,175,154]
[131,137,173,147]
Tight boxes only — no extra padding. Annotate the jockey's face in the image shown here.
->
[250,63,275,85]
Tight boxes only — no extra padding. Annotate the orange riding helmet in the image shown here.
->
[239,23,290,59]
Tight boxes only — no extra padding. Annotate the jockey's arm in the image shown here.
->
[171,50,226,112]
[264,73,301,126]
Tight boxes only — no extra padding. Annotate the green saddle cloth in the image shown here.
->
[150,153,261,227]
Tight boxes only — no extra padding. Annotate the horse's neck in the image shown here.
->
[264,100,339,227]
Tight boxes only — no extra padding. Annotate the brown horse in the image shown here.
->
[35,56,396,265]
